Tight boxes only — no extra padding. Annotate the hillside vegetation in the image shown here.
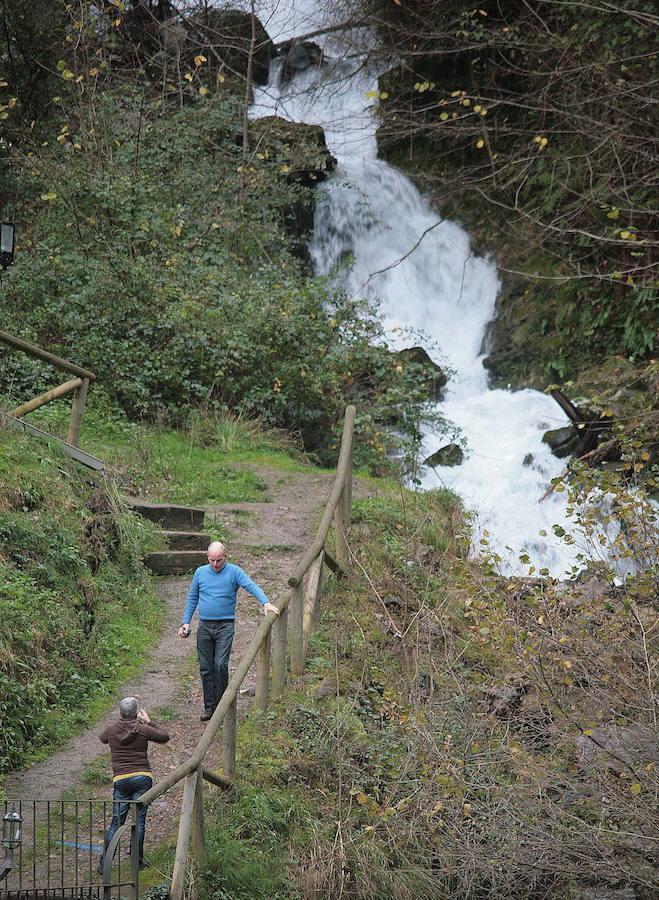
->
[180,480,658,899]
[0,422,161,780]
[0,0,438,475]
[359,0,657,387]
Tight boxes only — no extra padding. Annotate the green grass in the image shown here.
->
[19,392,318,506]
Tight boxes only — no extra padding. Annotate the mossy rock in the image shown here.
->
[396,345,447,401]
[248,117,337,185]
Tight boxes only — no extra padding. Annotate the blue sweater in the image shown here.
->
[182,563,269,624]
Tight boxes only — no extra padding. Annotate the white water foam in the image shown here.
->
[231,0,588,574]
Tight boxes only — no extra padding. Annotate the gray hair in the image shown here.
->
[119,697,139,719]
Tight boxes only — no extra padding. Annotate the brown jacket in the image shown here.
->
[99,717,170,778]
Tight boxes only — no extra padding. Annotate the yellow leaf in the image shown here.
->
[480,108,488,116]
[40,191,58,202]
[89,67,99,77]
[184,73,193,82]
[0,80,8,88]
[365,90,379,99]
[199,86,208,96]
[194,55,207,66]
[476,139,485,149]
[379,91,389,100]
[280,164,290,174]
[440,112,449,121]
[630,783,642,796]
[61,70,75,81]
[355,792,368,805]
[218,74,226,83]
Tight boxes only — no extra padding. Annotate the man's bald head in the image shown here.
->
[207,541,227,571]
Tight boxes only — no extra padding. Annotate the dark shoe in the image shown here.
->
[200,709,214,721]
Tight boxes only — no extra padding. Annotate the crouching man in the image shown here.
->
[98,697,169,872]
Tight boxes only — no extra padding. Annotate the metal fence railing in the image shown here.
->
[0,799,139,899]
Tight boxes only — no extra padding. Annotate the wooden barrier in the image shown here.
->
[0,330,95,449]
[138,405,355,892]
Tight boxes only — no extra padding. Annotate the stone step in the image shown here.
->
[143,550,207,576]
[164,530,210,551]
[127,500,205,531]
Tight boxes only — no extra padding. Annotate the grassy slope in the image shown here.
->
[0,394,316,794]
[177,483,657,900]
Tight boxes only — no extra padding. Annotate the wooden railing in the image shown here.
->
[138,405,356,897]
[0,329,95,447]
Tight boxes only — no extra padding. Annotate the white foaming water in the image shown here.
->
[239,0,583,574]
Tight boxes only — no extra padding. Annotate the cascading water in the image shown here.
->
[241,0,584,575]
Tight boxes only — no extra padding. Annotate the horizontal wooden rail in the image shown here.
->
[0,330,96,380]
[202,767,232,790]
[11,378,82,418]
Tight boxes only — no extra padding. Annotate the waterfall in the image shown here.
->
[238,1,584,575]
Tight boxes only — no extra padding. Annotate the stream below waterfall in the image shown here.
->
[240,0,585,576]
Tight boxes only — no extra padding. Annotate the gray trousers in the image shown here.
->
[197,619,235,712]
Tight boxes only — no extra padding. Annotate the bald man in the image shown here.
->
[179,542,279,720]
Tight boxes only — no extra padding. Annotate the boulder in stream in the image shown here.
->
[278,40,324,83]
[425,443,464,467]
[542,425,580,458]
[396,346,447,401]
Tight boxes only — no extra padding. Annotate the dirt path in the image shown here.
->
[6,465,369,875]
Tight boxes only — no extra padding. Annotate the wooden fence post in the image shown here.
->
[270,604,288,699]
[223,696,237,779]
[334,488,350,570]
[191,763,206,867]
[170,769,198,900]
[256,629,271,712]
[303,552,324,654]
[66,377,89,447]
[289,581,305,676]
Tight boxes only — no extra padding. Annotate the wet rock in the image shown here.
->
[396,346,447,401]
[425,443,464,467]
[241,117,335,266]
[279,40,323,83]
[247,117,337,186]
[575,723,659,774]
[542,425,580,458]
[190,9,274,85]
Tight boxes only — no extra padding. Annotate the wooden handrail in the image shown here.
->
[0,330,96,380]
[288,404,355,587]
[11,378,82,418]
[147,405,355,897]
[0,330,96,450]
